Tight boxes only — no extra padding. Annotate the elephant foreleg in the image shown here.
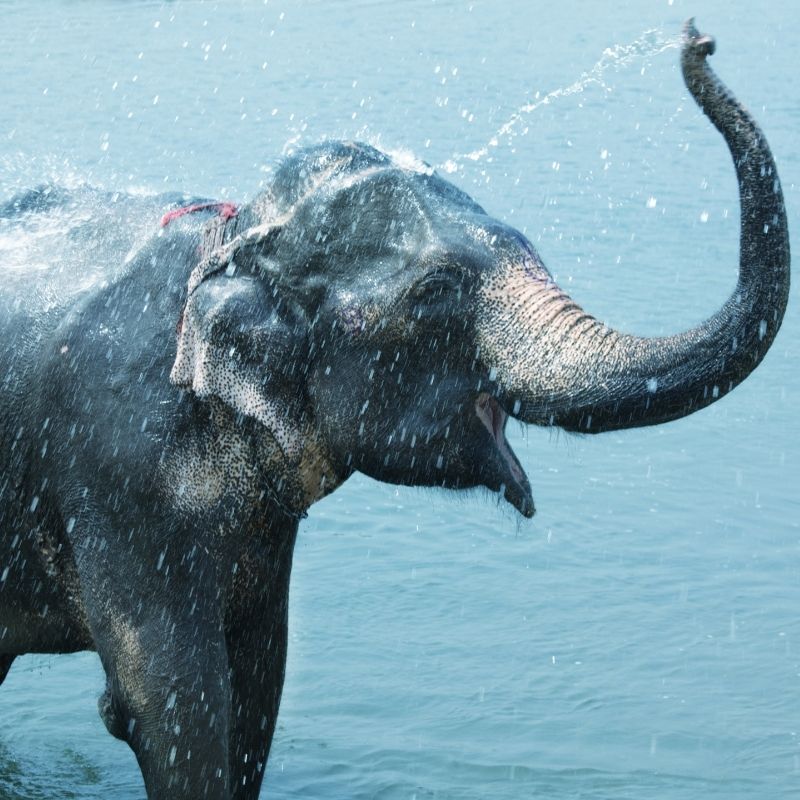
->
[98,679,127,741]
[0,655,14,686]
[92,611,233,800]
[74,535,234,800]
[227,613,290,799]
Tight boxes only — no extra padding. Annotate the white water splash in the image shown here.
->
[439,28,680,174]
[0,153,88,202]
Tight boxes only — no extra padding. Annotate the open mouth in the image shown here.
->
[475,393,534,517]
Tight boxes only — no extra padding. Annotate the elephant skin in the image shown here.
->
[0,22,789,799]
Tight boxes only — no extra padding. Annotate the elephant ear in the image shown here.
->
[170,272,308,459]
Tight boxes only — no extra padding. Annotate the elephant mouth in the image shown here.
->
[474,393,534,518]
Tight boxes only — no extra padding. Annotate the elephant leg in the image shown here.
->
[72,532,234,800]
[0,655,14,686]
[98,679,127,741]
[227,614,290,800]
[92,612,233,800]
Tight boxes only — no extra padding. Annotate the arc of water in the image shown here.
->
[439,28,680,174]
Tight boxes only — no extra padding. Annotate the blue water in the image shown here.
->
[1,2,799,798]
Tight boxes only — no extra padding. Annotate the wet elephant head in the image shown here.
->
[171,21,789,519]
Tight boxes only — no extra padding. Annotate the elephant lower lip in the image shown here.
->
[475,393,534,517]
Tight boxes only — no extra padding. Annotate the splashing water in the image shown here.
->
[439,28,680,174]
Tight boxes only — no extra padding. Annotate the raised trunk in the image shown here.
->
[493,20,790,433]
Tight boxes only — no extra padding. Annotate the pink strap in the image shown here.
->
[160,201,238,228]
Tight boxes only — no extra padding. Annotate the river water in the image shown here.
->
[1,1,798,798]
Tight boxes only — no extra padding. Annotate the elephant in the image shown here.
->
[0,20,789,800]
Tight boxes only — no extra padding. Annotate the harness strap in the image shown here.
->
[160,201,239,228]
[164,200,241,336]
[161,199,242,288]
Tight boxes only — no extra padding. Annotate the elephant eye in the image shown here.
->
[410,268,465,303]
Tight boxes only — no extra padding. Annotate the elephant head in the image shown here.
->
[171,21,789,519]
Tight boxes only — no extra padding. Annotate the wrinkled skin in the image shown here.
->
[0,23,789,800]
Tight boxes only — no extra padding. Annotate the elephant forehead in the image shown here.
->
[265,141,394,210]
[238,144,524,292]
[262,141,478,218]
[282,171,435,256]
[263,165,484,260]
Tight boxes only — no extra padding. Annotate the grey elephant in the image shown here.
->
[0,21,789,800]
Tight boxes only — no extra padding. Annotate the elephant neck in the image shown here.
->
[206,399,348,520]
[294,421,351,508]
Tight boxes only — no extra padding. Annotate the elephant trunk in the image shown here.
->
[483,20,790,433]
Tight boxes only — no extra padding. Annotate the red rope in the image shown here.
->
[160,201,238,228]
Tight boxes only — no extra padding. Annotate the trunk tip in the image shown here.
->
[683,18,716,58]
